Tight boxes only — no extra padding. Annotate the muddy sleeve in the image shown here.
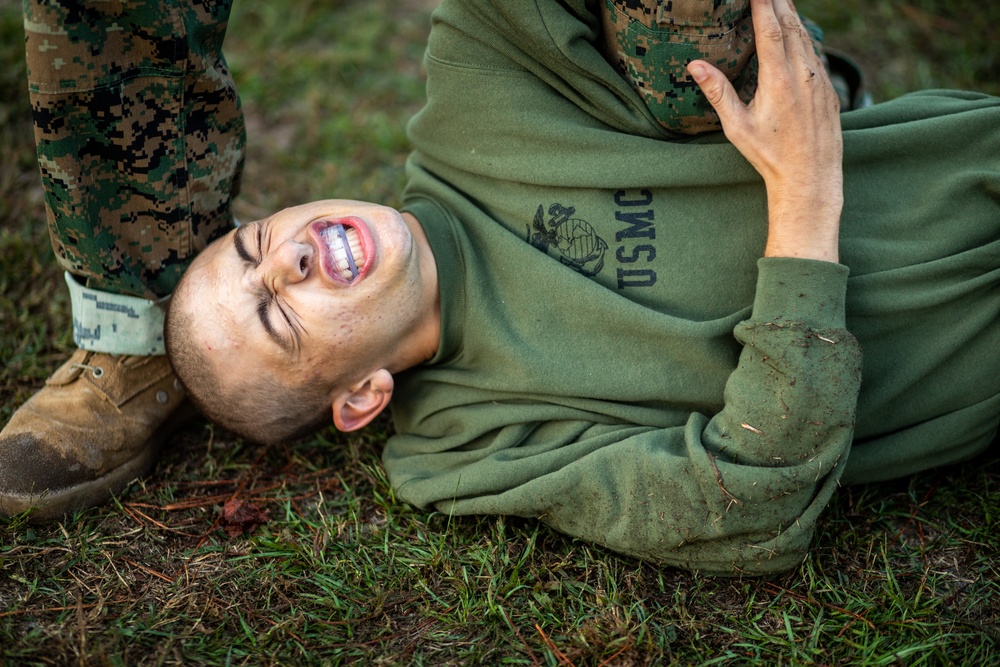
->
[454,257,862,575]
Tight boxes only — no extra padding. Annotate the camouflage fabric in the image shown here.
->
[600,0,824,135]
[23,0,245,299]
[65,272,169,355]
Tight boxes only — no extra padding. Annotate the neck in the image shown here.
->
[389,212,441,373]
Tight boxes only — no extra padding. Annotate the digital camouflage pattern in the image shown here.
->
[600,0,823,135]
[23,0,245,299]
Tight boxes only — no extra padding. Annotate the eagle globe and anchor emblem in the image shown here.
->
[527,203,608,277]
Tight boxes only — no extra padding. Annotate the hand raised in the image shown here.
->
[688,0,844,263]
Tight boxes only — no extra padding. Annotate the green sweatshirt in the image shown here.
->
[387,0,1000,574]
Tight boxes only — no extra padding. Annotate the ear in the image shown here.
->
[331,369,394,432]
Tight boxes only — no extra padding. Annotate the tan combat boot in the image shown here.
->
[0,349,194,521]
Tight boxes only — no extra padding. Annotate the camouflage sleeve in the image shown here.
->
[599,0,824,134]
[23,0,245,299]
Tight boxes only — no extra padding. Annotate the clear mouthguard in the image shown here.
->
[332,223,359,279]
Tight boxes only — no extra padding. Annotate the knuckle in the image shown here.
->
[779,15,801,32]
[759,24,784,42]
[701,80,727,106]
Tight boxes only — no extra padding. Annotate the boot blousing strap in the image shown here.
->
[65,273,169,356]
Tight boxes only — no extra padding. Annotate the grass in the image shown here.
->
[1,0,999,664]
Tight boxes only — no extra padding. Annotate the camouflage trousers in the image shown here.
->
[600,0,825,135]
[23,0,245,354]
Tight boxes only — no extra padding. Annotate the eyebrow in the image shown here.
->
[233,223,255,264]
[233,223,295,355]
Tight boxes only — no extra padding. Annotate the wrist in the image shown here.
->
[764,191,843,263]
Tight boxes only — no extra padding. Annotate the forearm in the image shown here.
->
[705,257,858,469]
[423,258,862,575]
[689,0,845,264]
[535,259,860,574]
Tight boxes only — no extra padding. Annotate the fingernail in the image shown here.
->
[688,62,706,81]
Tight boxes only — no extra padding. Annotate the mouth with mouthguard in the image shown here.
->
[321,223,362,280]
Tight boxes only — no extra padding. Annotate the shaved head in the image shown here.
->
[165,272,331,444]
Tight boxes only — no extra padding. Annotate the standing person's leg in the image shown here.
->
[0,0,245,519]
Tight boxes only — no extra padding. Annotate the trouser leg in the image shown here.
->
[0,0,246,518]
[23,0,245,353]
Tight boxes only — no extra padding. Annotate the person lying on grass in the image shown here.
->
[165,0,1000,575]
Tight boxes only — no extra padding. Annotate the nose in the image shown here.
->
[256,239,312,291]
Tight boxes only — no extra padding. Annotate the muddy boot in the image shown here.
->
[0,349,195,521]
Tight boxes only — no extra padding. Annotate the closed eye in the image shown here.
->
[234,222,297,355]
[256,287,298,356]
[275,295,304,354]
[233,222,256,264]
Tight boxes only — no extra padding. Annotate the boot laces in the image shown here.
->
[70,361,105,378]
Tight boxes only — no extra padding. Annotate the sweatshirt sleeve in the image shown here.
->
[424,257,862,575]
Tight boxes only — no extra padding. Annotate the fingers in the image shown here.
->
[752,0,820,81]
[687,61,747,138]
[688,0,837,146]
[750,0,785,67]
